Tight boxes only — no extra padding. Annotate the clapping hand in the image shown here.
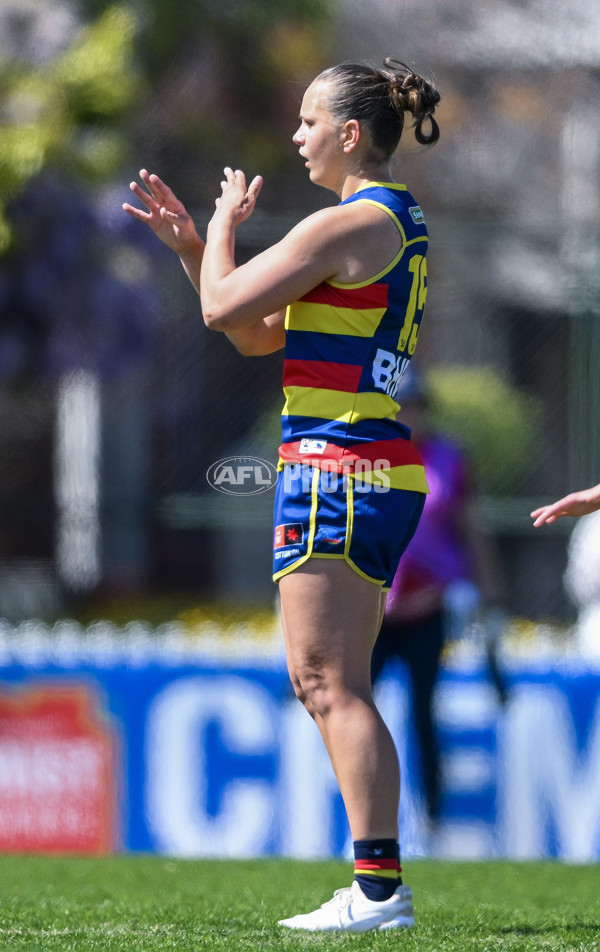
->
[211,167,263,228]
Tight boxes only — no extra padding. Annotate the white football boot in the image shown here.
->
[278,880,414,932]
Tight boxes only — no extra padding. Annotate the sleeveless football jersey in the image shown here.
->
[278,181,430,493]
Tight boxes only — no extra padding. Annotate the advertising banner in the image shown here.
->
[0,625,598,860]
[0,683,118,853]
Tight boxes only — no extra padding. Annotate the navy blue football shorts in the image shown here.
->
[272,463,425,589]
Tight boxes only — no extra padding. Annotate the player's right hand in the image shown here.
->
[123,170,203,254]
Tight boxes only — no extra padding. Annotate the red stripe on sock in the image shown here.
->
[354,858,399,871]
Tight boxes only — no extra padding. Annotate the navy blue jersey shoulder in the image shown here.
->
[340,183,428,244]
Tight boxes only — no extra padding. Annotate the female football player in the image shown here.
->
[124,58,440,932]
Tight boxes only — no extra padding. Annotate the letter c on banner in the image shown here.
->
[145,675,277,856]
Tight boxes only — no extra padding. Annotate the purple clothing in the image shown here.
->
[386,435,472,618]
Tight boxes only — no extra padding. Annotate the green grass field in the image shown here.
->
[0,856,598,951]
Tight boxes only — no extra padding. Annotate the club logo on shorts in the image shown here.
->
[274,523,304,548]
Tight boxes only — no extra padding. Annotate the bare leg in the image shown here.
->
[279,559,398,840]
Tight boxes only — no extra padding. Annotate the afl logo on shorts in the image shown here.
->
[274,524,304,548]
[206,456,277,495]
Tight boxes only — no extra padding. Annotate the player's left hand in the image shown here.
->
[211,167,263,228]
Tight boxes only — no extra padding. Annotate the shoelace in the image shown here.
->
[321,887,352,910]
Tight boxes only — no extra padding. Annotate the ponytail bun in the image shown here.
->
[383,57,440,145]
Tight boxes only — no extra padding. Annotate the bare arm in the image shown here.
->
[200,167,334,331]
[199,167,395,332]
[531,483,600,526]
[123,169,285,354]
[124,167,394,352]
[223,309,287,356]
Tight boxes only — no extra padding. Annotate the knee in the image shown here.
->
[293,666,347,720]
[286,661,323,716]
[289,672,320,718]
[289,674,308,709]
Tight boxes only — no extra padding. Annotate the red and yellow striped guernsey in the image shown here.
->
[279,182,430,493]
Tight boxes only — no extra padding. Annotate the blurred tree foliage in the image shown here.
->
[0,0,333,378]
[0,4,141,251]
[0,0,334,247]
[427,366,541,497]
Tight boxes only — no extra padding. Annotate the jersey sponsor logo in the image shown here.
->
[274,523,304,549]
[409,205,425,225]
[371,348,410,396]
[298,438,327,455]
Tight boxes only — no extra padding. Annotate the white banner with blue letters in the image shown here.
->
[0,622,598,860]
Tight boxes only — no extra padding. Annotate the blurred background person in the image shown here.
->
[371,366,506,831]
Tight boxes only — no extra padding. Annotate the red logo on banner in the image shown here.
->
[0,684,119,854]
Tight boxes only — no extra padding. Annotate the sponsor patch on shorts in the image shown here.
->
[274,523,304,548]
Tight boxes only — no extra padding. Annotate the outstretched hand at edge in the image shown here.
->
[531,483,600,526]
